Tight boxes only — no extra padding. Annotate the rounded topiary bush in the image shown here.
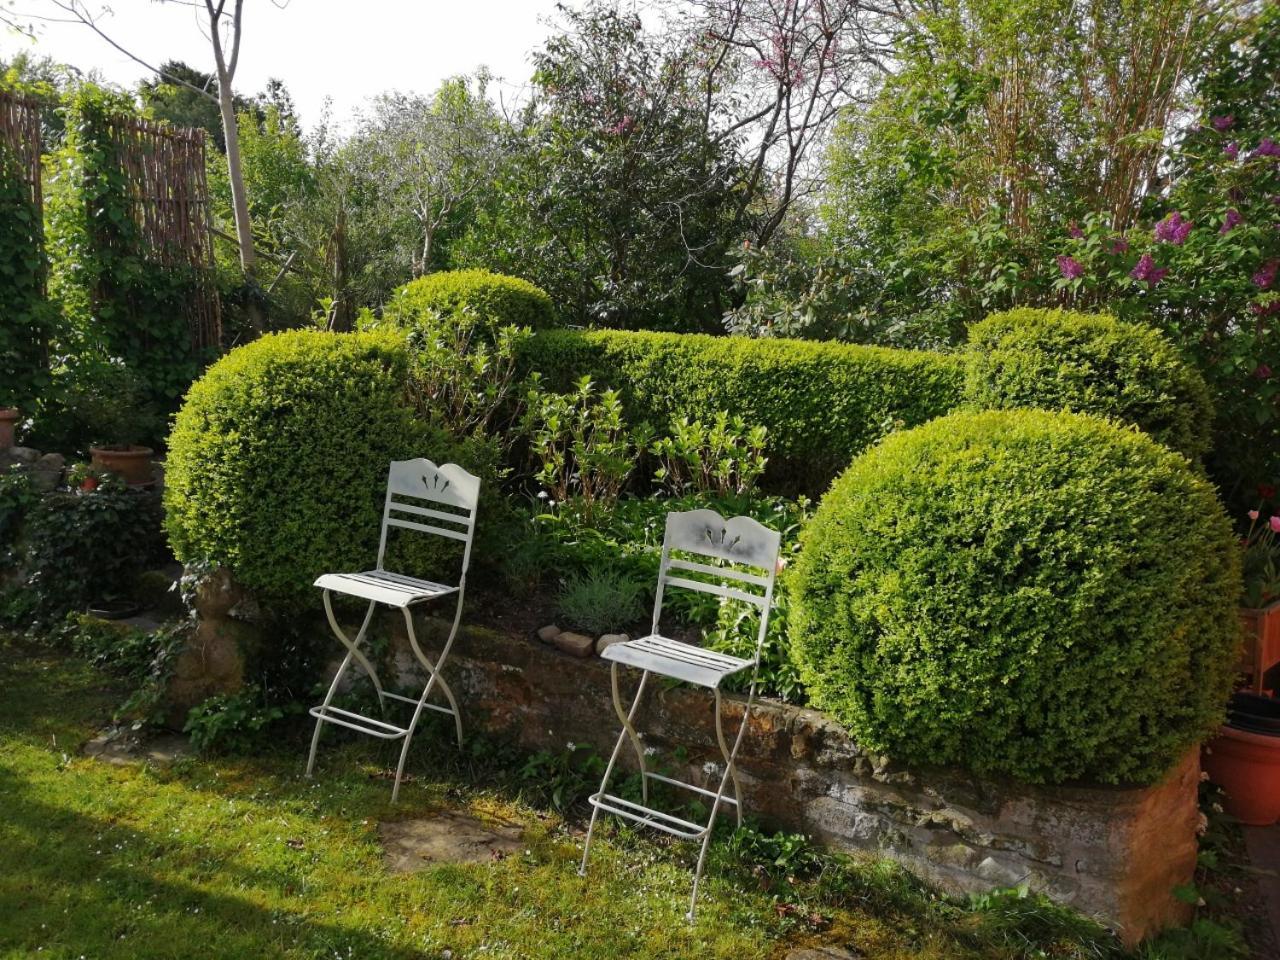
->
[165,330,488,610]
[383,269,558,332]
[789,408,1241,785]
[964,308,1213,462]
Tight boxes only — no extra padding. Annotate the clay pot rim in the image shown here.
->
[89,444,155,457]
[1212,723,1280,747]
[1241,596,1280,614]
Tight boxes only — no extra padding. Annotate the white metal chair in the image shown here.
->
[305,458,480,802]
[578,508,781,920]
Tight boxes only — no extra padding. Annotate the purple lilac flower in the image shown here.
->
[1256,364,1274,380]
[1067,221,1084,239]
[1221,208,1243,234]
[1254,260,1279,290]
[1154,211,1193,245]
[1211,115,1235,131]
[1225,141,1240,160]
[1130,253,1168,286]
[1251,138,1280,159]
[1057,254,1084,279]
[1108,237,1130,255]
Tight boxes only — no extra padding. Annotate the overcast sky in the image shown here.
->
[2,0,575,129]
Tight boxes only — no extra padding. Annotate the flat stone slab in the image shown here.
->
[379,812,524,873]
[83,728,191,766]
[553,631,594,658]
[785,947,861,960]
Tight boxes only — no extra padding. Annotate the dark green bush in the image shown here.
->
[518,330,964,494]
[382,269,558,332]
[789,408,1241,785]
[165,330,496,611]
[964,308,1214,462]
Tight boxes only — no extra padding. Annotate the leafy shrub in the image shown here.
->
[184,686,288,754]
[965,308,1214,462]
[556,567,648,635]
[518,329,964,493]
[789,409,1241,785]
[520,375,649,518]
[165,330,496,612]
[16,483,167,626]
[382,269,558,332]
[651,413,767,497]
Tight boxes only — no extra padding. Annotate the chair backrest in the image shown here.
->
[653,509,781,660]
[376,459,481,579]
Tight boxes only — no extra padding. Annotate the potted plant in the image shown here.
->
[0,402,19,450]
[1240,500,1280,694]
[77,362,160,487]
[1202,692,1280,825]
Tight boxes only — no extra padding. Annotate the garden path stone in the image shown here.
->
[83,727,191,766]
[536,624,561,643]
[379,811,524,872]
[784,946,862,960]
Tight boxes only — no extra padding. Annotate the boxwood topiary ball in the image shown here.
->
[382,269,558,332]
[964,308,1214,463]
[789,408,1241,786]
[164,330,484,612]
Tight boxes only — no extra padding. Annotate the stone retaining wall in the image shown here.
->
[386,617,1198,947]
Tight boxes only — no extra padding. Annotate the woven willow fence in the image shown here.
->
[0,90,44,251]
[103,115,221,351]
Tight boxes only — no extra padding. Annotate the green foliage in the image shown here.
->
[556,567,648,635]
[518,329,965,494]
[45,86,209,408]
[790,408,1242,785]
[520,375,648,517]
[62,612,187,722]
[452,3,742,331]
[382,269,557,332]
[0,136,52,410]
[13,483,166,627]
[164,330,494,612]
[0,466,38,554]
[517,742,606,812]
[183,686,288,755]
[651,413,767,497]
[965,308,1214,461]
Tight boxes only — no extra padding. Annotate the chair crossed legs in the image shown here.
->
[304,459,480,803]
[578,508,781,920]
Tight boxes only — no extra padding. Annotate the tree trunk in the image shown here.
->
[217,78,256,276]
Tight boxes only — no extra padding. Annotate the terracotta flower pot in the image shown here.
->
[0,407,19,449]
[90,445,155,487]
[1203,705,1280,825]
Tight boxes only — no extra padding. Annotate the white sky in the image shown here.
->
[2,0,573,130]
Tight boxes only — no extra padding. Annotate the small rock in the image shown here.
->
[7,446,39,464]
[553,630,594,658]
[785,947,861,960]
[536,624,561,643]
[596,633,630,655]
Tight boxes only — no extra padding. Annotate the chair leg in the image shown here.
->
[579,665,650,877]
[687,684,755,922]
[306,596,378,778]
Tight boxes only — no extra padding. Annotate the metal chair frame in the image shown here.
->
[578,508,781,920]
[305,458,480,802]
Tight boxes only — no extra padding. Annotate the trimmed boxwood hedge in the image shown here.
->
[964,308,1213,462]
[518,329,965,493]
[165,330,494,611]
[789,408,1241,785]
[382,269,558,331]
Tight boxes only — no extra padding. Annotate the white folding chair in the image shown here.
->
[305,458,480,802]
[578,508,781,920]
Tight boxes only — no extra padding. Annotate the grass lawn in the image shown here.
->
[0,643,1131,960]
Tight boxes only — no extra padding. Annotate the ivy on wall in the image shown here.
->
[46,87,207,409]
[0,99,52,412]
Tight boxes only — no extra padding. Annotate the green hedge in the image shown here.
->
[789,408,1241,785]
[965,308,1214,462]
[517,330,965,493]
[165,331,494,611]
[383,269,558,332]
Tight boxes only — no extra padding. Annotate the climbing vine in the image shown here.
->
[46,87,210,408]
